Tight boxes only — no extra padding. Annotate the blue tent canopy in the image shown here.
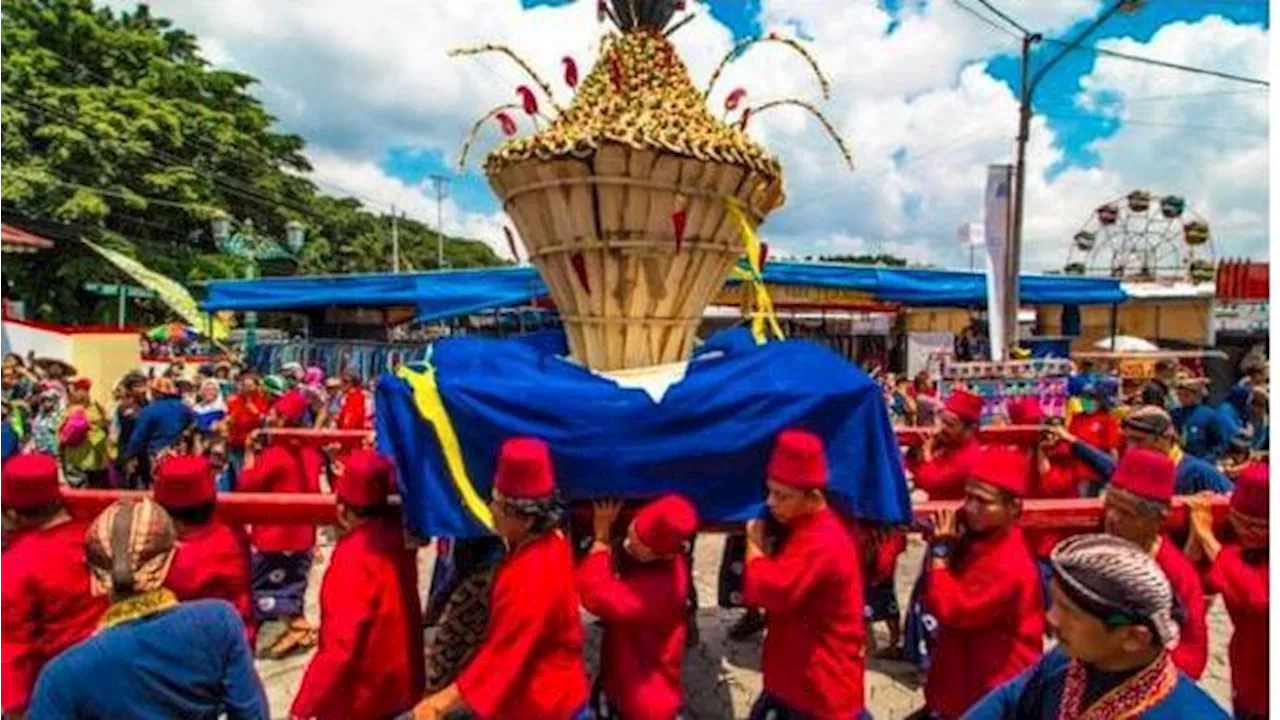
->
[200,262,1125,317]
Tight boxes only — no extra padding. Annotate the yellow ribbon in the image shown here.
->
[725,197,784,345]
[397,365,495,531]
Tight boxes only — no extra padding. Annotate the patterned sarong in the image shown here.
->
[251,550,312,620]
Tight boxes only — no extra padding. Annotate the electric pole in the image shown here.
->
[429,174,450,269]
[1001,0,1140,348]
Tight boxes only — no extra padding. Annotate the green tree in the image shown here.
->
[2,0,502,325]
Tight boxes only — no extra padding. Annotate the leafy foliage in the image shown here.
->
[2,0,502,325]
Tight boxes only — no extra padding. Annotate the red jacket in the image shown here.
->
[852,523,906,587]
[1155,537,1209,679]
[924,526,1044,720]
[1203,545,1268,716]
[225,391,269,450]
[291,518,424,720]
[238,444,322,552]
[1067,411,1119,483]
[913,439,982,501]
[743,508,866,719]
[1025,442,1079,559]
[456,530,588,719]
[166,520,256,644]
[578,547,687,720]
[1,519,108,715]
[335,388,367,431]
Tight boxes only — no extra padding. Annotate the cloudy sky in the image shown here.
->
[115,0,1269,270]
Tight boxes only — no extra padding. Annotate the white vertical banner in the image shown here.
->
[984,164,1014,362]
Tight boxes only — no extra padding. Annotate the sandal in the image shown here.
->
[264,620,318,660]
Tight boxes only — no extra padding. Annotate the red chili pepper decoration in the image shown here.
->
[504,226,520,263]
[758,242,769,272]
[671,208,688,253]
[739,107,752,130]
[495,112,517,136]
[609,55,625,93]
[562,56,579,88]
[571,252,590,293]
[516,86,538,116]
[725,88,747,112]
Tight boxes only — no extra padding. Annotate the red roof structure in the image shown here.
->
[1216,259,1269,301]
[0,224,54,253]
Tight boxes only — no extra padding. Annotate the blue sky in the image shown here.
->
[381,0,1269,219]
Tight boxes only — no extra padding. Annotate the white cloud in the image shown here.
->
[118,1,1268,272]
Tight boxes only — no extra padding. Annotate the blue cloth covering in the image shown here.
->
[27,599,268,720]
[122,398,195,459]
[963,646,1229,719]
[377,330,912,539]
[1,421,17,462]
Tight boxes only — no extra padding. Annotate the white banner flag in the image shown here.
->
[984,165,1014,362]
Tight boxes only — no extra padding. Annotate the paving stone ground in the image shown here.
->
[258,533,1233,719]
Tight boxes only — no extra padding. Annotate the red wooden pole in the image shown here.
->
[61,490,1229,534]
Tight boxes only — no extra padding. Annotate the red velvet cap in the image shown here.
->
[767,429,829,490]
[336,448,394,508]
[1111,448,1175,504]
[944,389,984,425]
[1006,396,1044,426]
[272,390,309,425]
[1231,463,1269,520]
[494,437,556,499]
[69,377,92,391]
[1,453,61,510]
[970,445,1031,497]
[153,454,216,510]
[633,494,698,557]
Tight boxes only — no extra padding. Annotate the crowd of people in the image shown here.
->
[0,348,1269,720]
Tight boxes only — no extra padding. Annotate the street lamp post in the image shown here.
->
[1003,0,1141,349]
[211,211,306,350]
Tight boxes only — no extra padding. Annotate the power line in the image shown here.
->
[970,0,1032,36]
[1045,112,1267,136]
[1044,37,1270,87]
[952,0,1022,40]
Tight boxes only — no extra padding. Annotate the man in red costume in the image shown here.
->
[1006,397,1078,564]
[1101,448,1208,679]
[922,445,1044,720]
[239,391,323,659]
[411,437,589,720]
[153,454,256,644]
[913,388,984,500]
[1,453,107,717]
[742,428,867,720]
[291,449,424,720]
[334,369,368,431]
[224,371,270,490]
[580,494,698,720]
[1186,463,1269,720]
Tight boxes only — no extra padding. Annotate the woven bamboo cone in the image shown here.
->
[485,26,785,371]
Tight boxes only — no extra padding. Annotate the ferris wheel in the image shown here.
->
[1064,190,1215,283]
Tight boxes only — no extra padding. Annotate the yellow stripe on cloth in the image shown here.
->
[397,365,495,531]
[726,197,784,344]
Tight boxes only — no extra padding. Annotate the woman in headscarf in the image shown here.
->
[410,437,589,720]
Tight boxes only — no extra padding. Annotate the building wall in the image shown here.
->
[1036,296,1213,350]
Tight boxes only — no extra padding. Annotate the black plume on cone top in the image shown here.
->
[608,0,681,31]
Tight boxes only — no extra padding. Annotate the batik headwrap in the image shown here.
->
[1049,533,1179,649]
[85,498,178,599]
